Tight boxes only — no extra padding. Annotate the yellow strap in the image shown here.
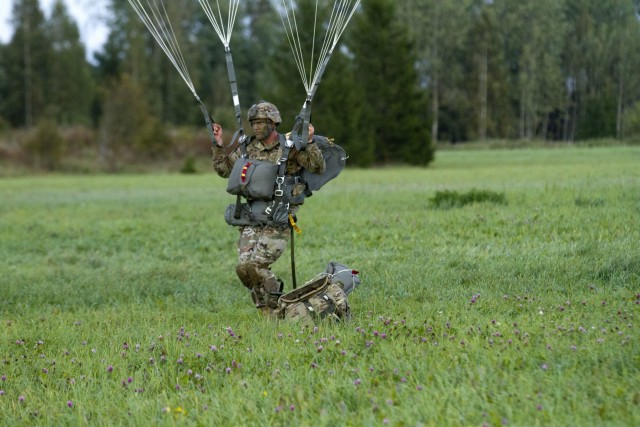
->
[289,214,302,234]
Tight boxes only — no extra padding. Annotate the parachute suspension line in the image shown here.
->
[197,0,239,49]
[127,0,217,144]
[275,0,361,150]
[198,0,245,144]
[278,1,309,93]
[128,0,196,99]
[276,0,361,99]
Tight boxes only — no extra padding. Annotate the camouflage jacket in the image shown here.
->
[212,135,326,179]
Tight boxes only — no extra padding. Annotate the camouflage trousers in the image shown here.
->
[235,224,289,310]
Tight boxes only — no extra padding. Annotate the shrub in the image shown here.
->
[623,101,640,138]
[430,188,506,209]
[180,156,197,174]
[98,74,171,170]
[23,119,66,171]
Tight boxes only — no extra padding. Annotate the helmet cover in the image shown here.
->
[248,101,281,125]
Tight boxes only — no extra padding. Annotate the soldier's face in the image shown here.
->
[251,119,272,141]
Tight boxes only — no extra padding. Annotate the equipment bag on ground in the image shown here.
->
[275,261,360,324]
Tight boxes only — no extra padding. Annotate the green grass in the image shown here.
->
[1,146,639,426]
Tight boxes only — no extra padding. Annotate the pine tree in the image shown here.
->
[348,0,433,165]
[46,0,95,126]
[2,0,51,127]
[309,47,370,166]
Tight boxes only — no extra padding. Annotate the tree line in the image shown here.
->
[1,0,639,169]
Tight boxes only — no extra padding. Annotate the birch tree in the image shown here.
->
[497,0,566,140]
[401,0,474,144]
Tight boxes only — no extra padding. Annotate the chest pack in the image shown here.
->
[224,135,347,229]
[274,261,361,325]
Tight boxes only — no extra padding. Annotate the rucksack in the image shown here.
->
[275,262,361,325]
[301,136,347,192]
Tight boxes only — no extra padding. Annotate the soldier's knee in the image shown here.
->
[236,262,257,289]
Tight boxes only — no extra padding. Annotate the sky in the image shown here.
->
[0,0,109,62]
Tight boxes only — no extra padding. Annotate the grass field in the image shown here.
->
[1,145,639,426]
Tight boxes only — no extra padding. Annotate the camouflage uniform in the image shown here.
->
[212,102,325,313]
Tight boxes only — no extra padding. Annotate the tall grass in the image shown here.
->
[1,146,638,426]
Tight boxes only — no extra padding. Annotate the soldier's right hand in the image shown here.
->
[213,123,224,147]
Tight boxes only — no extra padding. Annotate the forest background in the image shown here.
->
[1,0,640,174]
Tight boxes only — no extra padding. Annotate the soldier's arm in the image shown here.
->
[211,145,238,178]
[293,140,326,174]
[210,124,239,178]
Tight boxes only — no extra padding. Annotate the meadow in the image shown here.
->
[0,145,639,426]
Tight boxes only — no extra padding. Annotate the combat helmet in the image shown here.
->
[248,101,281,125]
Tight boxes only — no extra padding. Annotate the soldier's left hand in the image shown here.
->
[308,123,315,143]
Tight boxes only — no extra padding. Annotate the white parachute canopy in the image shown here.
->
[127,0,200,101]
[274,0,362,99]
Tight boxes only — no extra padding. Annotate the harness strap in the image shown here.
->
[270,134,291,213]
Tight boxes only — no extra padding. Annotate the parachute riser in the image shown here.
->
[196,97,217,146]
[222,45,248,155]
[289,98,312,151]
[224,46,244,134]
[289,47,334,151]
